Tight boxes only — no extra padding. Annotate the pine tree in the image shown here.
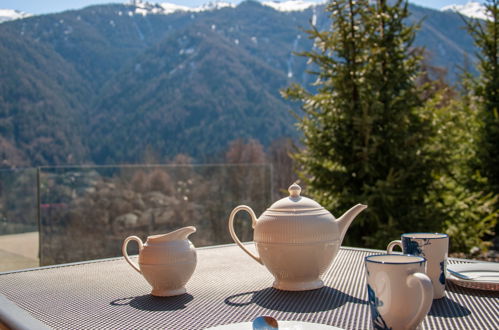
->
[464,0,499,194]
[423,90,498,253]
[283,0,439,248]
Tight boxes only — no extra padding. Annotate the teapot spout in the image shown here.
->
[336,204,367,244]
[148,226,196,243]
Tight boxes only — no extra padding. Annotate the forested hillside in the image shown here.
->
[0,1,478,167]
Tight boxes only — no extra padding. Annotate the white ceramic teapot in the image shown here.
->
[122,226,197,296]
[228,183,367,291]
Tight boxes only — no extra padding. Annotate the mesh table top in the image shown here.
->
[0,245,498,329]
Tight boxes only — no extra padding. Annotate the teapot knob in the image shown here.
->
[288,183,302,197]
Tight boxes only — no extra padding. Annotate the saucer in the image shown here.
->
[206,321,344,330]
[447,262,499,291]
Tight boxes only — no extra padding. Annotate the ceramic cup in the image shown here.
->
[387,233,449,299]
[365,254,433,330]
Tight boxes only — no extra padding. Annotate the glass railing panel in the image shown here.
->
[0,168,39,272]
[38,164,272,266]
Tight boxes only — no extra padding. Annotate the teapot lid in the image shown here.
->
[268,183,323,212]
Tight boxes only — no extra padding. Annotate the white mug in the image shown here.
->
[387,233,449,299]
[365,254,433,330]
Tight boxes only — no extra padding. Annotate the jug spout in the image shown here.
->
[148,226,196,243]
[336,204,367,244]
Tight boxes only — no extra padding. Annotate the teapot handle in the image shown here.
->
[122,235,144,274]
[228,205,262,265]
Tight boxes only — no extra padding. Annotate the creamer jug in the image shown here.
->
[122,226,197,296]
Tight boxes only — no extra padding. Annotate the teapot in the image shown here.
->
[122,226,197,296]
[228,183,367,291]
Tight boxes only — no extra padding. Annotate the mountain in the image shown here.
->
[91,23,296,163]
[0,0,480,167]
[441,1,489,20]
[409,4,477,80]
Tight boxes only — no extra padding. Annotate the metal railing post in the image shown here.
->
[36,167,42,266]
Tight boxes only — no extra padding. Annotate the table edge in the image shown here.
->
[0,294,51,330]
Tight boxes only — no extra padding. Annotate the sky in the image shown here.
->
[0,0,485,15]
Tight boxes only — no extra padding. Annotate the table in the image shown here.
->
[0,245,498,329]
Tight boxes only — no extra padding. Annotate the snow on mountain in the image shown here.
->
[262,0,324,12]
[126,0,324,16]
[441,1,489,20]
[126,1,235,16]
[190,1,236,11]
[0,9,32,23]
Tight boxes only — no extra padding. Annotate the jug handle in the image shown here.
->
[228,205,262,265]
[122,235,144,274]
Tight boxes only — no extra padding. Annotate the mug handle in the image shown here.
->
[122,235,144,274]
[387,240,402,254]
[406,272,434,329]
[228,205,262,265]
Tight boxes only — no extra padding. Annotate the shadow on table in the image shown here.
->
[225,286,366,313]
[428,297,471,318]
[110,294,193,311]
